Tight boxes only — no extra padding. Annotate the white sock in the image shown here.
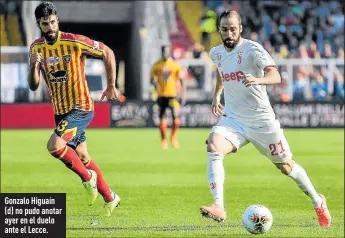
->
[207,152,225,210]
[288,163,323,207]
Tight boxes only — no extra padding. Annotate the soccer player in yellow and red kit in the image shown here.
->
[151,45,186,149]
[28,2,120,216]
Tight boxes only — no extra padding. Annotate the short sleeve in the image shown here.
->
[250,43,276,70]
[75,34,105,58]
[209,47,218,65]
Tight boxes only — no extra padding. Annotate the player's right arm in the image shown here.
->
[209,47,224,117]
[211,71,224,117]
[27,47,41,91]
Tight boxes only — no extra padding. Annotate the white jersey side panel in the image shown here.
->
[209,39,277,128]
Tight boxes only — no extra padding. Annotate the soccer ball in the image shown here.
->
[242,205,273,234]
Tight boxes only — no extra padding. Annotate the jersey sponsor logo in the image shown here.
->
[220,70,244,82]
[47,69,68,83]
[63,54,71,64]
[45,56,60,66]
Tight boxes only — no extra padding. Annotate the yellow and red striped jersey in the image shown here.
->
[29,31,105,115]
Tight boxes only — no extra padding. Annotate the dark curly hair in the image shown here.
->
[34,1,58,23]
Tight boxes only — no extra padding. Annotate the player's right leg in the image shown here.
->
[200,118,247,222]
[47,133,93,183]
[157,97,168,149]
[48,110,98,204]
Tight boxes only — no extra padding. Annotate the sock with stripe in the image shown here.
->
[50,146,91,182]
[85,160,113,202]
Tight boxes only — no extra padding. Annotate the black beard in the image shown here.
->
[222,37,239,50]
[43,31,58,44]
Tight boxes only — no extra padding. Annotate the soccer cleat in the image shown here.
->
[161,139,168,150]
[200,204,226,222]
[82,169,98,206]
[170,136,180,148]
[104,192,121,217]
[314,194,331,227]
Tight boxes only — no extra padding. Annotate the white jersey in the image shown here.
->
[210,38,277,128]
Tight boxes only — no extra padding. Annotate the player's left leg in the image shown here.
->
[247,120,331,227]
[157,97,168,149]
[169,98,181,148]
[75,141,120,216]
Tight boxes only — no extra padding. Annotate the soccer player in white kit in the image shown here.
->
[200,10,331,227]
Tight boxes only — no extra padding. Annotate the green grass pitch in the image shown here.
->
[1,129,344,237]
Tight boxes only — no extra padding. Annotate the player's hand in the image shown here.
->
[30,52,42,68]
[211,98,224,117]
[242,74,259,87]
[100,86,119,102]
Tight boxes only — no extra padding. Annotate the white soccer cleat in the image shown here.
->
[104,192,121,217]
[82,169,98,206]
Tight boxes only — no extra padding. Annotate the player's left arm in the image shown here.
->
[75,35,118,101]
[101,44,119,101]
[243,45,281,87]
[256,66,281,85]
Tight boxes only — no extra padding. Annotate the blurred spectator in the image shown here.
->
[322,43,335,58]
[312,74,328,100]
[307,41,319,58]
[297,44,310,59]
[333,77,344,99]
[277,45,289,59]
[293,72,308,101]
[331,8,344,33]
[332,69,345,99]
[199,9,217,51]
[249,32,263,45]
[185,42,210,89]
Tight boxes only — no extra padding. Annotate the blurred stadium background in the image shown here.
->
[0,1,343,237]
[0,0,343,129]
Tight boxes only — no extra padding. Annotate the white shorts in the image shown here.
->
[210,116,293,163]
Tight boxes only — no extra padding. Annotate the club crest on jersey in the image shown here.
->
[237,52,243,64]
[63,54,71,64]
[45,56,59,66]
